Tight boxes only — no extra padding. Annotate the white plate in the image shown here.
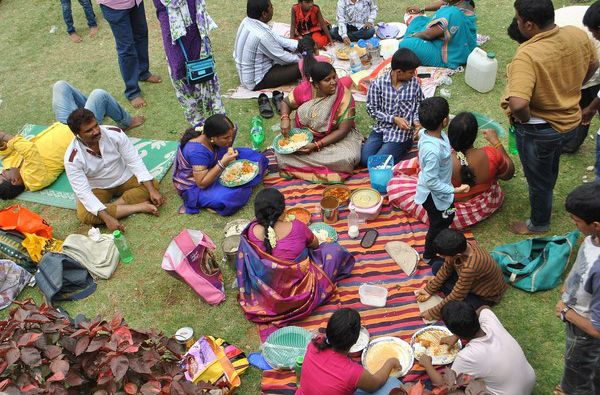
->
[362,336,414,377]
[410,325,462,365]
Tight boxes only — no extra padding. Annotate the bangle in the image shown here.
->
[315,141,321,151]
[281,114,290,120]
[217,160,225,170]
[494,142,503,149]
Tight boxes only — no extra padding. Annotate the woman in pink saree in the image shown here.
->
[276,62,362,183]
[236,188,355,326]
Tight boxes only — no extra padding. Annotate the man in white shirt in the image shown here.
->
[234,0,300,90]
[418,301,536,395]
[64,108,164,232]
[331,0,378,45]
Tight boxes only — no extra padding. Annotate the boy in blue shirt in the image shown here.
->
[360,48,424,167]
[555,182,600,395]
[414,97,469,260]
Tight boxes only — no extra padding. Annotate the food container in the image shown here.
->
[320,196,339,224]
[221,235,240,270]
[323,185,351,206]
[175,327,195,350]
[262,326,313,370]
[359,284,388,307]
[286,207,312,225]
[349,326,371,357]
[368,155,394,193]
[349,188,383,222]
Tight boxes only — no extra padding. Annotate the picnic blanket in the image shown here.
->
[259,150,474,394]
[1,124,178,209]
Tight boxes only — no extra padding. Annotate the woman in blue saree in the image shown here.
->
[399,0,476,69]
[172,114,268,216]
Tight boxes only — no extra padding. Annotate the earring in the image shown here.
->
[210,139,215,144]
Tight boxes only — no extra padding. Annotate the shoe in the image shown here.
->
[271,90,284,115]
[258,93,274,119]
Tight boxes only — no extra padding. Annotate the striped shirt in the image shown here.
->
[234,17,299,90]
[336,0,378,39]
[425,243,507,318]
[366,73,423,143]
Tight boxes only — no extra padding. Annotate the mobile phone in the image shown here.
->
[417,73,431,79]
[361,229,379,248]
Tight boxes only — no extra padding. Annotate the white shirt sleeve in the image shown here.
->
[337,0,348,38]
[65,153,107,216]
[113,131,153,183]
[369,0,378,24]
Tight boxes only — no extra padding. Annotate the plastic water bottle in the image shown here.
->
[250,116,265,151]
[508,125,518,155]
[113,230,134,264]
[348,44,362,74]
[348,208,360,239]
[295,356,304,387]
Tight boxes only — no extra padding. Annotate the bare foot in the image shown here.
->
[124,115,145,131]
[69,33,83,43]
[130,96,146,108]
[140,201,159,216]
[89,26,98,37]
[141,74,162,84]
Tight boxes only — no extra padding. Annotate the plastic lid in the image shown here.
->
[487,51,496,59]
[296,355,304,364]
[350,43,355,48]
[113,230,122,238]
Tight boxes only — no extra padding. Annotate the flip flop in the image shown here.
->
[258,93,274,119]
[271,90,284,115]
[248,352,272,370]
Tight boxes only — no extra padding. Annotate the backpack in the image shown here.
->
[35,252,97,305]
[491,231,579,292]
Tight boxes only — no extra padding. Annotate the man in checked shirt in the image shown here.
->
[360,48,424,167]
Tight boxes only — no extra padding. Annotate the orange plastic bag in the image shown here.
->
[0,205,53,239]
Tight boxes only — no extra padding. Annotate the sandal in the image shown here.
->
[258,93,274,119]
[271,90,284,115]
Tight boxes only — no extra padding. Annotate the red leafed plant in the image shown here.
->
[0,299,219,395]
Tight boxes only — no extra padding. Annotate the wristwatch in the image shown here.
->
[560,306,571,322]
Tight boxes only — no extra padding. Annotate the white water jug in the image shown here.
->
[465,48,498,93]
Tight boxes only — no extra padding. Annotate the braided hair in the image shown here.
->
[298,35,318,79]
[448,112,478,186]
[312,308,361,352]
[254,188,286,254]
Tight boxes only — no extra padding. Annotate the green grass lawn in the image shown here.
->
[0,0,597,393]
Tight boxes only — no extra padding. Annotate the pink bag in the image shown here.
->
[162,229,225,305]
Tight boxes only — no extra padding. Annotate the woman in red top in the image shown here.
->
[297,308,401,395]
[291,0,333,48]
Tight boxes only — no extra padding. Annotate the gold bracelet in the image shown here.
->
[494,142,503,149]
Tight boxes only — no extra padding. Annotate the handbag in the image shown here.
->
[491,231,579,292]
[35,252,97,305]
[0,204,53,239]
[0,229,37,273]
[162,229,225,305]
[178,39,215,85]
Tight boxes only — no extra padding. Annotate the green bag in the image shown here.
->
[490,231,579,292]
[0,229,36,273]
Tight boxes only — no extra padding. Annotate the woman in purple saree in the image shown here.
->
[236,188,355,326]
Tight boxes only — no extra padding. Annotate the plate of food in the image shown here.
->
[286,207,312,225]
[219,159,259,187]
[410,326,462,365]
[309,223,338,244]
[362,336,414,377]
[336,46,367,60]
[323,185,351,206]
[273,129,313,155]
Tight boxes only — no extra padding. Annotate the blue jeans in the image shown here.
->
[331,24,376,42]
[561,322,600,395]
[360,132,413,167]
[52,81,132,128]
[514,123,576,231]
[60,0,97,35]
[355,377,403,395]
[100,1,151,100]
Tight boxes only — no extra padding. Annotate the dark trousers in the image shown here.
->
[431,259,490,311]
[563,84,600,153]
[253,63,301,91]
[331,24,376,42]
[561,322,600,395]
[100,1,151,100]
[514,123,576,230]
[60,0,97,34]
[422,194,454,260]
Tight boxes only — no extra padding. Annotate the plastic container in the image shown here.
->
[221,235,240,270]
[262,326,312,370]
[348,44,362,74]
[359,284,388,307]
[113,230,134,263]
[368,154,394,193]
[250,116,265,150]
[348,208,360,239]
[465,48,498,93]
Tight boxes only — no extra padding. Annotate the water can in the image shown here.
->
[465,48,498,93]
